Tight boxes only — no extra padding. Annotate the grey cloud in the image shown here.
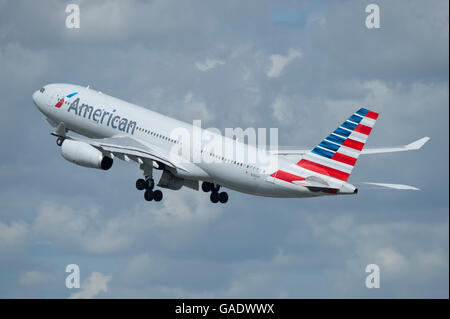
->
[0,0,447,298]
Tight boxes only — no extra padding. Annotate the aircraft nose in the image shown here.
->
[32,90,38,105]
[32,90,44,110]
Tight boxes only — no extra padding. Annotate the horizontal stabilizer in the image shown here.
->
[357,182,420,191]
[270,137,430,156]
[361,137,430,155]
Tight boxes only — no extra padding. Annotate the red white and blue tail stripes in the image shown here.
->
[296,108,379,181]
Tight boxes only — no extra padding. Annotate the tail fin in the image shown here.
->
[297,108,379,181]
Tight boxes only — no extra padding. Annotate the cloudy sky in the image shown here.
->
[0,0,448,298]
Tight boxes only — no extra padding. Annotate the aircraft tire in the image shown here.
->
[136,179,146,190]
[153,190,163,202]
[210,191,219,203]
[144,189,154,201]
[145,179,155,190]
[202,181,212,192]
[219,192,228,203]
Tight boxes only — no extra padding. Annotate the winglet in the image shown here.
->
[406,137,430,150]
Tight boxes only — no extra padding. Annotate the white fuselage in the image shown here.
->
[33,83,352,198]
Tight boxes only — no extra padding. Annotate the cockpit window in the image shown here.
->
[39,87,45,93]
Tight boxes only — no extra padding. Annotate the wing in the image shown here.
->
[51,122,185,170]
[270,137,430,156]
[68,134,187,171]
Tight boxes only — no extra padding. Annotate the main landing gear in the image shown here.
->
[202,181,228,204]
[137,161,163,202]
[136,177,163,202]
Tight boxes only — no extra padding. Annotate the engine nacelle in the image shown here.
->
[157,170,183,190]
[61,139,113,170]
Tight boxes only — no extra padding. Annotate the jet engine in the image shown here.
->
[61,139,113,170]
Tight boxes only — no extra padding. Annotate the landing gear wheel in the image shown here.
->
[136,179,146,190]
[153,190,163,202]
[144,189,154,201]
[212,184,221,192]
[202,182,212,192]
[210,191,219,203]
[219,192,228,203]
[56,137,64,146]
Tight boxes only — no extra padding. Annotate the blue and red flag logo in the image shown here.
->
[55,92,78,108]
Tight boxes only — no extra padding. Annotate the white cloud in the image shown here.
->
[271,95,293,123]
[125,253,154,277]
[267,49,302,78]
[19,271,51,286]
[0,221,27,251]
[29,191,222,255]
[69,272,112,299]
[195,59,225,71]
[123,253,168,285]
[183,92,214,122]
[32,201,134,254]
[375,248,408,273]
[418,251,446,267]
[307,14,327,28]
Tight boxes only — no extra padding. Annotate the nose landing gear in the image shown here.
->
[56,137,65,146]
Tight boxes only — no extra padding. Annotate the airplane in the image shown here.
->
[32,83,429,203]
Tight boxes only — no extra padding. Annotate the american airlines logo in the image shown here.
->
[66,97,137,135]
[55,92,79,108]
